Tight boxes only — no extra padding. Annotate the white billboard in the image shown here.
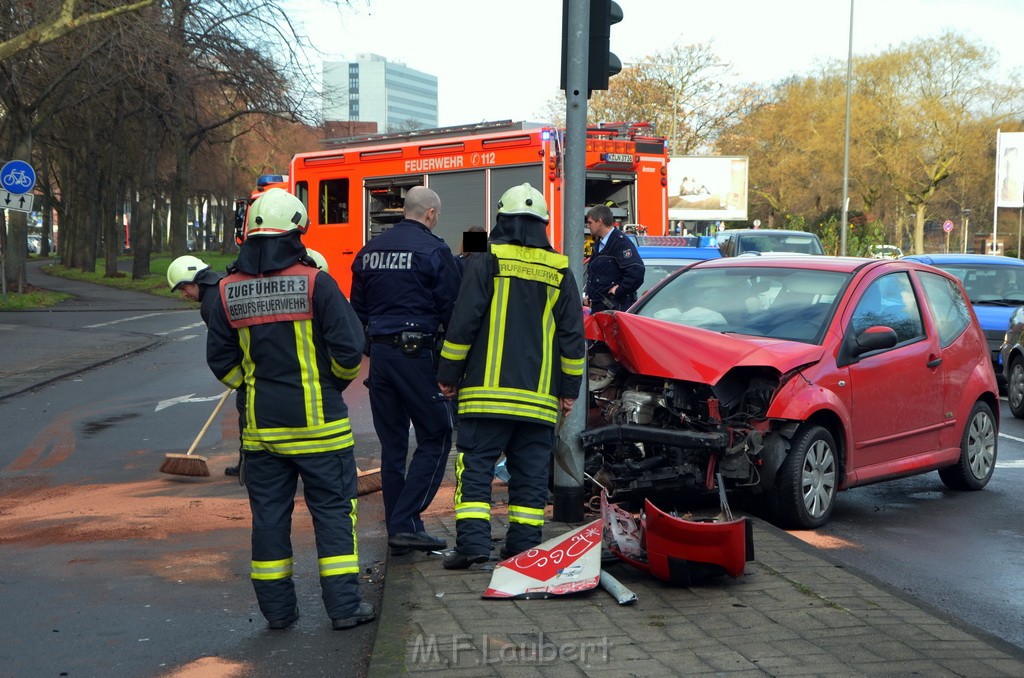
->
[996,131,1024,208]
[668,156,749,222]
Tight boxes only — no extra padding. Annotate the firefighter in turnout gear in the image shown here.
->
[437,183,586,569]
[205,188,375,631]
[167,255,223,324]
[350,185,462,555]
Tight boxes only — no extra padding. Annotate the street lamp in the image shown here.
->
[962,209,973,254]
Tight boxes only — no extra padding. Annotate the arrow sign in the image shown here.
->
[1,189,33,213]
[155,393,228,412]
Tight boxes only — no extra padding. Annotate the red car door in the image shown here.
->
[845,271,944,477]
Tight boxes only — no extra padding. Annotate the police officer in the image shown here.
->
[437,183,586,569]
[585,205,645,312]
[350,186,462,554]
[206,188,374,631]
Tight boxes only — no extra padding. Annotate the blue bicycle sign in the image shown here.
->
[0,160,36,195]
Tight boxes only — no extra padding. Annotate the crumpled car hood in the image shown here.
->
[586,312,826,385]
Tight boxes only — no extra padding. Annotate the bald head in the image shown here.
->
[404,186,441,229]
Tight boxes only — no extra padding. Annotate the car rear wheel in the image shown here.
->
[769,424,838,529]
[1008,358,1024,418]
[939,401,997,490]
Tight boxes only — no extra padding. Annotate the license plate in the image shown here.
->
[603,153,633,163]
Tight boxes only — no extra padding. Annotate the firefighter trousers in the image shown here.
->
[453,418,554,555]
[368,343,453,535]
[244,449,362,621]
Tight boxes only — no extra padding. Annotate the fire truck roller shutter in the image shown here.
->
[427,171,487,252]
[489,165,545,226]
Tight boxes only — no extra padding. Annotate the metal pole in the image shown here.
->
[993,129,1002,255]
[839,0,854,256]
[553,0,588,524]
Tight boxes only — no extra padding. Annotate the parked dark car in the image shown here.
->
[584,255,998,529]
[715,229,825,257]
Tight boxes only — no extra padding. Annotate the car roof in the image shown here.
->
[902,253,1024,267]
[690,254,914,274]
[636,245,721,260]
[718,228,817,236]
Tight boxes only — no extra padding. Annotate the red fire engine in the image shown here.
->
[275,120,668,293]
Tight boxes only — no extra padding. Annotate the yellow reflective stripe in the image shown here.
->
[496,257,563,286]
[458,387,558,409]
[485,278,509,388]
[560,355,585,376]
[455,501,491,521]
[240,419,355,455]
[240,328,258,431]
[331,357,360,381]
[251,557,293,580]
[454,452,466,506]
[295,320,322,426]
[491,244,569,274]
[221,364,244,390]
[319,554,359,576]
[441,340,470,361]
[458,401,558,424]
[508,505,545,526]
[538,286,558,392]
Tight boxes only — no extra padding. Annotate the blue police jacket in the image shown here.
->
[350,219,462,336]
[586,227,645,312]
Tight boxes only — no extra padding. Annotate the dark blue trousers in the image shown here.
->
[244,449,361,621]
[454,418,554,555]
[368,343,453,535]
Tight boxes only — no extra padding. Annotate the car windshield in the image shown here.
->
[638,261,687,296]
[928,263,1024,305]
[635,266,850,342]
[738,233,824,255]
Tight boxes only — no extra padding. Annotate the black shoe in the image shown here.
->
[332,602,375,630]
[267,607,299,630]
[224,466,240,477]
[442,551,489,570]
[388,531,447,551]
[499,546,516,560]
[389,545,412,556]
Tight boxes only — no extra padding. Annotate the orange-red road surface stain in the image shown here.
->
[158,657,250,678]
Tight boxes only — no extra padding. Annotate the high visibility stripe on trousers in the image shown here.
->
[508,504,545,526]
[454,451,490,521]
[251,556,294,581]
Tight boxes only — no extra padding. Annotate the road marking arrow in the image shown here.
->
[155,393,227,412]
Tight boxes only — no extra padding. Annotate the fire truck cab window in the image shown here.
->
[319,178,350,225]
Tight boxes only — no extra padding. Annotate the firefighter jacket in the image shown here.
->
[206,253,365,456]
[586,227,645,311]
[195,267,224,326]
[437,243,586,426]
[350,219,462,336]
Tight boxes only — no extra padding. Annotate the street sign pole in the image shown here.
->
[554,0,590,524]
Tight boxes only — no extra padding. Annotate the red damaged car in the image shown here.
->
[584,255,999,529]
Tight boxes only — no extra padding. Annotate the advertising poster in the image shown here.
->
[668,156,749,222]
[996,131,1024,208]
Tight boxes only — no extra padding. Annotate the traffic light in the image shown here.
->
[560,0,623,97]
[587,0,622,93]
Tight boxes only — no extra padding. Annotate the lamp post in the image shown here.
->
[839,0,854,256]
[962,209,972,254]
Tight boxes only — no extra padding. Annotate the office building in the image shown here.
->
[322,53,438,133]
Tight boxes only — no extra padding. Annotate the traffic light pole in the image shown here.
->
[553,0,589,524]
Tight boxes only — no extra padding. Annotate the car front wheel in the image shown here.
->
[769,424,838,529]
[1008,358,1024,418]
[939,401,997,491]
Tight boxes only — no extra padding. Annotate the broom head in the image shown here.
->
[357,467,382,495]
[160,453,211,477]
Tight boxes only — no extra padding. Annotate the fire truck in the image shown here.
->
[284,120,669,294]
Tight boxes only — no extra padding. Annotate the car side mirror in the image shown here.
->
[837,325,899,367]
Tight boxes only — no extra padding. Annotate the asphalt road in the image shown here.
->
[0,263,388,677]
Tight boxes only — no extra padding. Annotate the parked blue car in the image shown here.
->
[902,253,1024,384]
[633,236,722,297]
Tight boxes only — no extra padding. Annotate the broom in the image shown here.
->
[357,467,382,495]
[159,389,232,477]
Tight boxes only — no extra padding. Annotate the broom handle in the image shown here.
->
[185,389,233,456]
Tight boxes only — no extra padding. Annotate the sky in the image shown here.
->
[291,0,1024,127]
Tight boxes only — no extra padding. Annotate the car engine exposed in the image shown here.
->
[583,346,784,503]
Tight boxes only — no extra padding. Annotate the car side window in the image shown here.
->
[851,272,925,344]
[917,271,971,347]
